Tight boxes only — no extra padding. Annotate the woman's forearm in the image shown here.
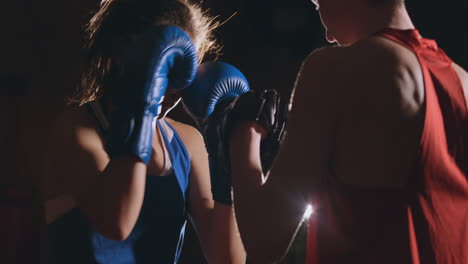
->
[230,123,281,262]
[76,155,147,241]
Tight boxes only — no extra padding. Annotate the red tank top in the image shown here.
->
[306,28,468,264]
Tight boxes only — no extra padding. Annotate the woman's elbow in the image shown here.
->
[105,227,132,241]
[93,220,134,241]
[80,206,139,241]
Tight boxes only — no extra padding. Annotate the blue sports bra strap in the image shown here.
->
[157,120,191,199]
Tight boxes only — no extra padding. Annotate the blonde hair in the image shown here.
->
[69,0,220,106]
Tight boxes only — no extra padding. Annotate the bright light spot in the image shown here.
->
[303,204,314,219]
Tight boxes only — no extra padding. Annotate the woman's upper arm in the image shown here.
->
[43,109,107,213]
[170,120,245,262]
[171,122,214,227]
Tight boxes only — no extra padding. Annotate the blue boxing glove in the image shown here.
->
[183,62,250,205]
[183,62,250,121]
[184,62,286,205]
[106,25,198,164]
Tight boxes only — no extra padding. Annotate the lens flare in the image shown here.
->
[303,204,314,219]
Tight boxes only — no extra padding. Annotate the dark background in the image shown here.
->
[0,0,466,263]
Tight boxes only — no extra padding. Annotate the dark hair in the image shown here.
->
[69,0,220,106]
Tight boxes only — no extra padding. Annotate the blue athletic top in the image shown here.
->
[48,109,191,264]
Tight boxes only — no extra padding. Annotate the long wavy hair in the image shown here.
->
[69,0,220,106]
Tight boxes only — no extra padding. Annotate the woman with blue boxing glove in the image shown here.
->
[43,0,246,263]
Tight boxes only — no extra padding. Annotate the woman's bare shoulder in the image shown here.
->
[44,106,107,222]
[47,105,108,178]
[165,118,205,154]
[165,118,200,137]
[52,106,103,148]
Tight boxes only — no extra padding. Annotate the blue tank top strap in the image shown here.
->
[157,119,191,199]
